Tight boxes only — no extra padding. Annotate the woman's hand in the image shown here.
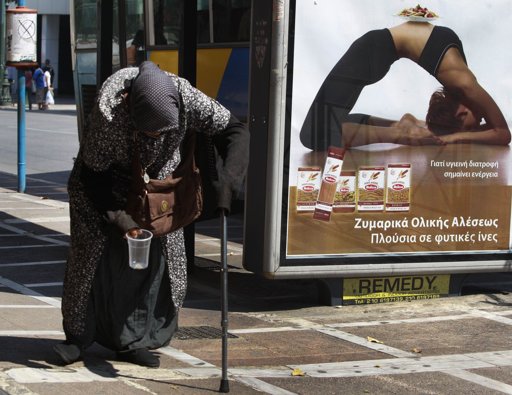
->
[438,133,461,144]
[125,227,142,239]
[437,128,511,145]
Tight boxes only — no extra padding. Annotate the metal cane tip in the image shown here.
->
[219,379,230,393]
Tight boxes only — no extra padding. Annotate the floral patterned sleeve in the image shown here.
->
[176,76,231,134]
[81,68,138,171]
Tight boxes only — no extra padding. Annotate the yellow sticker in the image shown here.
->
[343,274,450,305]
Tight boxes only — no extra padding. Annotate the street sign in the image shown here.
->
[6,6,37,67]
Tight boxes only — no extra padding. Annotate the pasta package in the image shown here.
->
[296,166,322,212]
[386,164,411,212]
[313,146,345,221]
[357,166,385,212]
[333,170,356,213]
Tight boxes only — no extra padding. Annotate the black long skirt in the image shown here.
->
[67,226,178,352]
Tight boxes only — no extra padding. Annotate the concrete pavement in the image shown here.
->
[2,104,512,394]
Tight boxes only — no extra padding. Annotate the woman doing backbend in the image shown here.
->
[299,22,510,150]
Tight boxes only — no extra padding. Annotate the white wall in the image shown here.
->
[40,15,60,89]
[19,1,68,90]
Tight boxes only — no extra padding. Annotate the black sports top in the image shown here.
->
[418,26,467,77]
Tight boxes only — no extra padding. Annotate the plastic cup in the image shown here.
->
[126,229,153,270]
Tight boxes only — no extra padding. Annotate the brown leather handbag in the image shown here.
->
[126,130,203,236]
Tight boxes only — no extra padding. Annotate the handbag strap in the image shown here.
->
[173,129,197,178]
[130,129,197,182]
[130,135,145,183]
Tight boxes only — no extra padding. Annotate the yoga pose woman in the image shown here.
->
[299,22,510,150]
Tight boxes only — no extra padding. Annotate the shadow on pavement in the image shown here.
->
[188,262,324,313]
[0,205,322,312]
[479,292,512,307]
[0,336,64,368]
[0,106,77,117]
[0,171,70,202]
[0,336,224,394]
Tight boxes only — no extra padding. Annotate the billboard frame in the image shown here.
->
[243,0,512,281]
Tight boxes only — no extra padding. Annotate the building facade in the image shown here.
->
[21,0,73,93]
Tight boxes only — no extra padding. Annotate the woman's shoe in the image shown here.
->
[117,348,160,368]
[53,341,81,365]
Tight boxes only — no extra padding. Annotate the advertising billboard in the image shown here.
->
[287,0,512,260]
[244,0,512,279]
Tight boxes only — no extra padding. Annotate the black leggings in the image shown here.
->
[299,29,398,151]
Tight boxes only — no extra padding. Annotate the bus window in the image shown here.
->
[75,0,97,48]
[112,0,121,73]
[126,0,145,66]
[146,0,250,47]
[212,0,251,43]
[148,0,183,47]
[197,0,211,44]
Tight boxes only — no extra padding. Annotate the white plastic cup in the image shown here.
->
[126,229,153,270]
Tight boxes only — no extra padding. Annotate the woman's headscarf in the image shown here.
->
[128,61,180,134]
[125,61,183,173]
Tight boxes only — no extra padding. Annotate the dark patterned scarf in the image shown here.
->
[127,61,181,175]
[128,61,180,134]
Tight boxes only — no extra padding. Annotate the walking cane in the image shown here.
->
[219,208,230,393]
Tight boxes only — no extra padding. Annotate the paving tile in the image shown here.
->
[343,318,512,356]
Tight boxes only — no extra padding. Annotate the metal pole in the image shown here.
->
[17,67,25,192]
[180,0,197,274]
[17,0,26,193]
[0,0,12,105]
[219,209,229,393]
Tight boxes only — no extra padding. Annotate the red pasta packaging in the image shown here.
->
[313,147,345,221]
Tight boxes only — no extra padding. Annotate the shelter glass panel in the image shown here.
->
[74,0,97,48]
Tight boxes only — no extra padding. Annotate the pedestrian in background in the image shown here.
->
[44,68,53,109]
[43,59,55,86]
[7,66,17,105]
[32,64,46,110]
[24,69,33,111]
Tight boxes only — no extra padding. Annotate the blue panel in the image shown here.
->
[216,47,250,122]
